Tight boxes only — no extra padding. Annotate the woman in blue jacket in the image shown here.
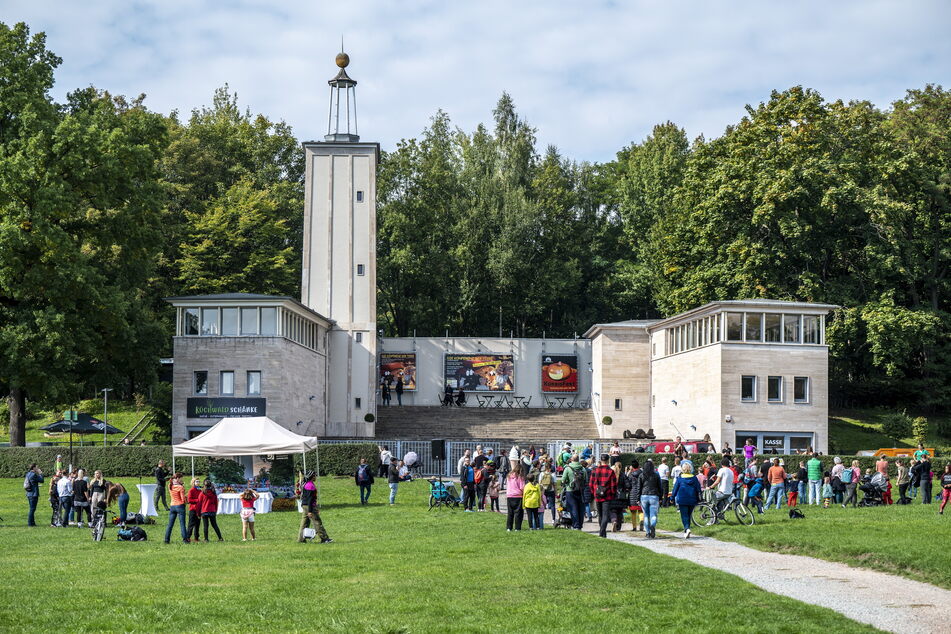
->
[672,461,702,539]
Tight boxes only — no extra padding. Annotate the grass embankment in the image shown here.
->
[0,477,874,633]
[0,401,155,445]
[657,500,951,589]
[829,408,951,455]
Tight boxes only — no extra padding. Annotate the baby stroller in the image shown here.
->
[858,474,887,507]
[427,478,461,510]
[554,493,574,528]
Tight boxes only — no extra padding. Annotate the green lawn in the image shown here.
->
[829,407,951,455]
[657,499,951,589]
[0,478,874,633]
[0,401,157,445]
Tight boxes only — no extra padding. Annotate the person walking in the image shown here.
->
[807,453,823,505]
[627,460,644,532]
[842,459,861,508]
[505,464,526,531]
[764,458,786,510]
[24,463,44,527]
[561,456,586,530]
[523,475,542,530]
[394,377,403,406]
[672,461,701,539]
[72,469,91,528]
[657,457,670,507]
[939,464,951,515]
[920,457,933,504]
[589,454,618,538]
[198,480,223,541]
[298,472,332,543]
[896,459,911,504]
[186,478,203,540]
[154,460,170,512]
[638,460,662,539]
[240,488,259,541]
[355,457,374,504]
[163,473,190,544]
[387,458,400,505]
[57,471,74,527]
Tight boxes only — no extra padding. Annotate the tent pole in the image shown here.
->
[191,457,194,479]
[172,455,176,474]
[315,444,321,503]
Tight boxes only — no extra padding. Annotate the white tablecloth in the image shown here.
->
[217,492,273,515]
[136,484,158,517]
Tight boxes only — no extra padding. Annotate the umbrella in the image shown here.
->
[41,414,123,461]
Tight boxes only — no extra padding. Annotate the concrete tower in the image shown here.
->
[301,50,379,437]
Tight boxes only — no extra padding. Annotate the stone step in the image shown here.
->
[375,405,598,440]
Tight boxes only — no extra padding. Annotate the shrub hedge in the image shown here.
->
[0,447,210,478]
[617,452,949,476]
[294,444,380,477]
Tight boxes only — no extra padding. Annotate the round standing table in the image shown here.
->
[136,483,158,517]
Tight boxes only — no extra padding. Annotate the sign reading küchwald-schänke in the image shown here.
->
[186,397,267,418]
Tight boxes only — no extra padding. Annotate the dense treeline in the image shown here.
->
[1,22,948,444]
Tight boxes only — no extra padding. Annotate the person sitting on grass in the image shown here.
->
[298,471,332,544]
[940,464,951,515]
[240,487,259,541]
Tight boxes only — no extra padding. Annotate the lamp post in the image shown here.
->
[101,388,113,447]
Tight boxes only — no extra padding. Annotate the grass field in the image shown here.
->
[0,401,158,445]
[829,408,951,455]
[0,478,876,633]
[656,498,951,589]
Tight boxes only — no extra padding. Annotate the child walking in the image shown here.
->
[240,487,259,541]
[523,475,541,530]
[487,475,501,512]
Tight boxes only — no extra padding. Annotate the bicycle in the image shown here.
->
[91,507,118,542]
[692,494,754,527]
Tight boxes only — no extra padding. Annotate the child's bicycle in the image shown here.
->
[91,507,118,542]
[692,494,755,527]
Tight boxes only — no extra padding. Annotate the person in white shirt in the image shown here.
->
[657,458,671,504]
[711,458,735,513]
[56,473,73,527]
[457,449,471,475]
[379,446,392,479]
[509,445,520,462]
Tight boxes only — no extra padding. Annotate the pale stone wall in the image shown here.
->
[171,336,327,444]
[650,340,723,445]
[590,329,651,438]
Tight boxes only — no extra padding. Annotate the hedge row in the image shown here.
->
[617,453,949,477]
[0,447,211,478]
[294,444,380,477]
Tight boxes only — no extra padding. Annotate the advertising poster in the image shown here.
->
[380,352,417,391]
[541,354,578,392]
[444,354,514,391]
[186,397,267,418]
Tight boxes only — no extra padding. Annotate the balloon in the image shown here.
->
[404,451,418,466]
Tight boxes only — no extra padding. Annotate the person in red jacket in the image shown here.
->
[589,454,618,538]
[198,479,223,541]
[186,478,202,542]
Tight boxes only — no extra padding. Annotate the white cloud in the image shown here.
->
[5,0,950,162]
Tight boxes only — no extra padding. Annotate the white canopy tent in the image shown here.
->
[172,417,321,491]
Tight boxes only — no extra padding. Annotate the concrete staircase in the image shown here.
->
[375,405,598,440]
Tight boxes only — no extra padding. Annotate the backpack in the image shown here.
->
[840,467,853,484]
[357,464,370,483]
[789,508,805,519]
[474,468,484,484]
[23,473,32,491]
[117,526,146,541]
[570,468,587,493]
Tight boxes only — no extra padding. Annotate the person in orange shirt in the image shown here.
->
[764,458,787,510]
[163,473,190,544]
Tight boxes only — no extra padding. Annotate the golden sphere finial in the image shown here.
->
[336,52,350,68]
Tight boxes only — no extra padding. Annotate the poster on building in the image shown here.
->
[444,354,515,391]
[380,352,417,391]
[541,354,578,392]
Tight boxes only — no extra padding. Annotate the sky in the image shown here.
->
[5,1,951,163]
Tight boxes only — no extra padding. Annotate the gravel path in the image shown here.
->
[582,525,951,633]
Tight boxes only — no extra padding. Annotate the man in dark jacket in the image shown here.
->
[920,458,933,504]
[387,458,400,505]
[589,455,618,538]
[354,457,375,504]
[561,456,586,530]
[154,460,170,512]
[24,463,44,526]
[627,461,643,531]
[394,377,404,406]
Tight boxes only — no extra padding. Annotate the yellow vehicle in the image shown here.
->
[868,447,935,458]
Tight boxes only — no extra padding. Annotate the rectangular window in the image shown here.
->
[240,307,258,335]
[357,264,365,276]
[614,399,622,411]
[726,313,743,341]
[764,313,781,342]
[712,314,720,342]
[802,315,819,344]
[790,436,812,454]
[356,190,364,202]
[652,394,656,406]
[184,308,199,335]
[741,375,757,402]
[745,312,762,342]
[767,376,783,402]
[194,371,208,395]
[355,397,362,409]
[783,314,800,343]
[200,308,218,336]
[794,376,809,403]
[221,308,239,335]
[220,371,234,396]
[355,332,363,343]
[247,371,261,395]
[260,307,277,336]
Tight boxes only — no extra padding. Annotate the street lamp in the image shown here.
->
[101,388,113,447]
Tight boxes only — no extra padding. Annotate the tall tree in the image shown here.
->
[0,22,168,443]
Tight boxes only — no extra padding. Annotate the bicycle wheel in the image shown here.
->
[92,518,104,541]
[429,495,437,509]
[694,503,717,527]
[734,502,754,526]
